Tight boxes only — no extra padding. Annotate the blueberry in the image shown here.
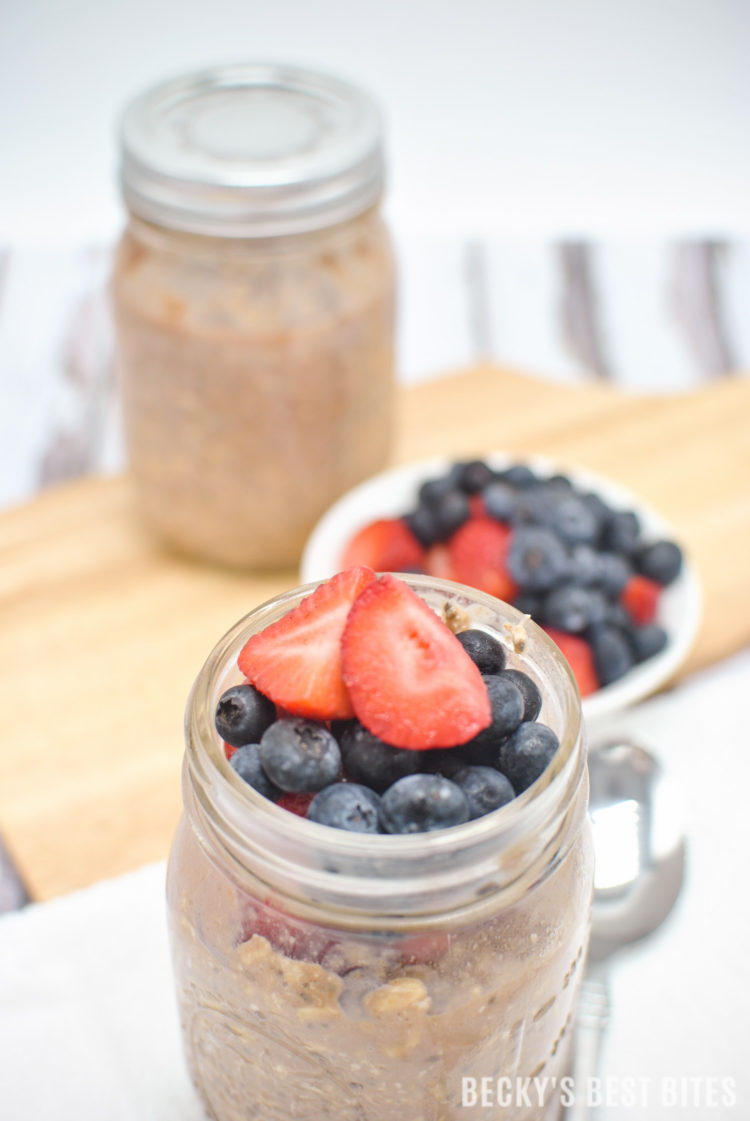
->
[498,722,559,792]
[455,628,507,674]
[418,474,454,507]
[546,473,574,493]
[501,464,539,489]
[409,487,471,544]
[307,783,383,833]
[215,684,276,748]
[330,717,358,745]
[422,739,502,774]
[544,584,608,633]
[603,510,641,556]
[580,491,614,541]
[340,722,422,793]
[405,504,442,547]
[544,493,600,546]
[230,743,282,801]
[566,545,602,587]
[418,746,466,777]
[588,625,635,686]
[597,552,632,596]
[636,540,683,586]
[446,461,469,488]
[507,526,568,591]
[512,590,545,619]
[510,484,553,526]
[259,718,341,793]
[602,601,635,633]
[457,459,494,494]
[499,669,542,722]
[464,674,525,753]
[482,480,518,522]
[433,488,471,538]
[630,623,668,662]
[380,774,470,833]
[451,766,516,819]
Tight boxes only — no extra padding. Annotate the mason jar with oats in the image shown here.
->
[112,63,395,568]
[167,575,593,1120]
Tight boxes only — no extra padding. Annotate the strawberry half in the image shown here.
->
[543,627,600,698]
[621,574,661,625]
[276,792,315,817]
[238,566,376,721]
[423,543,457,581]
[341,574,492,749]
[239,895,335,962]
[340,517,426,573]
[448,516,517,601]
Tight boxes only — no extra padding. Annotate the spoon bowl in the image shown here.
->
[588,740,686,960]
[568,741,686,1120]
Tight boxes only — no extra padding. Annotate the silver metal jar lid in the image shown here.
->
[119,62,385,238]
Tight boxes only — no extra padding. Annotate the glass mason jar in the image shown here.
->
[167,576,593,1121]
[112,64,395,569]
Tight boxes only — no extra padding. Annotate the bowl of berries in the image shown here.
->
[301,454,702,726]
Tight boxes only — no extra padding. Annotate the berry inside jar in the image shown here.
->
[216,567,565,833]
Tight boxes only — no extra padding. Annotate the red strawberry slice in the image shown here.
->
[276,791,315,817]
[341,574,492,749]
[239,895,335,962]
[543,627,600,698]
[621,574,661,625]
[340,517,426,572]
[469,493,486,517]
[423,543,457,581]
[398,931,452,966]
[238,566,376,721]
[448,516,517,601]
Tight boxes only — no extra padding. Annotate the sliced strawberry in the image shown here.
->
[469,493,486,517]
[277,791,315,817]
[224,741,238,761]
[423,543,457,581]
[238,566,376,721]
[238,894,335,962]
[543,627,600,698]
[448,516,517,601]
[341,574,492,749]
[340,517,426,573]
[621,574,661,625]
[398,931,452,965]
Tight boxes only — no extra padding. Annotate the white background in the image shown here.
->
[3,0,750,245]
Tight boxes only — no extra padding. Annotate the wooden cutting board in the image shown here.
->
[1,364,749,901]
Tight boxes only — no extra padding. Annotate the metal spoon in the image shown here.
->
[567,740,686,1120]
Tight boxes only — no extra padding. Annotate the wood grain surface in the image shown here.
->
[1,365,749,901]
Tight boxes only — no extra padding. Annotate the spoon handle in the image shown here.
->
[566,965,611,1120]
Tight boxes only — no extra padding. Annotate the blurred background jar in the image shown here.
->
[112,63,396,569]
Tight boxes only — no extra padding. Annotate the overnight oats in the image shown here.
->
[167,571,593,1120]
[112,64,395,568]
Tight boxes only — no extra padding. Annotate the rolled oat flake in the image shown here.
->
[113,62,395,568]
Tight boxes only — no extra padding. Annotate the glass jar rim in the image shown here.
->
[184,575,586,928]
[118,62,385,238]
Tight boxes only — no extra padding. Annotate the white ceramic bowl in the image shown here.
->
[301,454,702,728]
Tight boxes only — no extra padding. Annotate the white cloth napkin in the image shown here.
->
[0,862,205,1121]
[2,651,749,1120]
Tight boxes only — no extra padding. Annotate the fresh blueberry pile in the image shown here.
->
[342,458,684,695]
[217,626,558,834]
